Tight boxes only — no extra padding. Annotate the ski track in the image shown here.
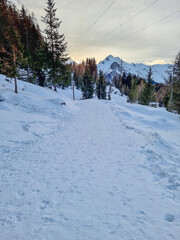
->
[1,98,180,240]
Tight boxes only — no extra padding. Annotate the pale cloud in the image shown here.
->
[12,0,180,64]
[145,59,167,65]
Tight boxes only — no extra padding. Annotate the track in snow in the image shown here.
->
[1,97,180,240]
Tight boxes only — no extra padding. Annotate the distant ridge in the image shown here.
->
[98,55,172,83]
[67,57,79,65]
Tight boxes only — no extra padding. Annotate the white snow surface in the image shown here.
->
[0,75,180,240]
[98,55,171,83]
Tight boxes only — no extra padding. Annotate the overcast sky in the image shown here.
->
[13,0,180,64]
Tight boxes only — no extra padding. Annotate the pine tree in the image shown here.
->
[31,43,50,86]
[96,70,107,99]
[81,65,94,99]
[126,73,132,90]
[0,3,24,93]
[88,58,97,83]
[0,0,54,88]
[113,75,121,90]
[73,70,80,89]
[120,72,127,95]
[8,8,24,93]
[172,51,180,113]
[42,0,68,91]
[29,25,49,86]
[139,66,156,105]
[59,64,71,89]
[121,72,127,85]
[72,62,84,89]
[19,6,31,59]
[128,78,138,103]
[0,0,13,75]
[164,69,174,111]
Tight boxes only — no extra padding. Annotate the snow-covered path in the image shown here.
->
[1,84,180,239]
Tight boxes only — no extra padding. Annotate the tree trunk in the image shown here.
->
[36,69,45,87]
[14,76,18,94]
[108,85,111,100]
[73,82,75,100]
[168,69,174,112]
[12,45,18,93]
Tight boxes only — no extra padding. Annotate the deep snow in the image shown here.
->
[0,75,180,240]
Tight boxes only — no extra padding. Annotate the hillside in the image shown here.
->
[98,55,172,83]
[0,76,180,240]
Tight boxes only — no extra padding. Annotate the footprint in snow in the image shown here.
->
[40,200,50,210]
[165,213,175,222]
[42,200,50,205]
[136,210,146,221]
[18,190,25,197]
[109,230,116,235]
[42,217,54,223]
[21,124,29,132]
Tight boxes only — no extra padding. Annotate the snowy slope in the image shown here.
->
[0,74,77,146]
[0,76,180,240]
[98,55,171,83]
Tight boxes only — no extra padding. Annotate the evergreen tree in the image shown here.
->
[126,73,132,90]
[172,52,180,113]
[19,6,31,59]
[163,91,170,109]
[88,58,97,83]
[139,66,156,105]
[96,70,107,99]
[113,75,121,90]
[0,1,47,86]
[0,0,9,75]
[121,72,127,85]
[128,78,138,103]
[0,3,24,93]
[164,70,174,111]
[59,64,71,89]
[72,58,97,92]
[19,7,48,84]
[76,61,85,88]
[42,0,68,91]
[120,72,128,95]
[30,44,48,86]
[73,70,80,89]
[8,7,24,93]
[81,65,94,99]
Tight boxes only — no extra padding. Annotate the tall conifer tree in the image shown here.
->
[139,66,155,105]
[96,70,107,99]
[172,52,180,113]
[128,78,138,103]
[81,65,94,99]
[0,0,9,74]
[0,3,24,93]
[8,6,24,93]
[42,0,68,91]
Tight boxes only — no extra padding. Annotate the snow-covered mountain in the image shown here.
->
[67,56,79,65]
[98,55,172,83]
